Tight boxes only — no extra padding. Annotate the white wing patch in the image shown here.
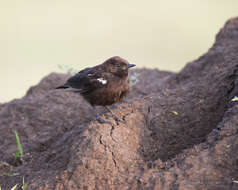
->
[97,78,107,85]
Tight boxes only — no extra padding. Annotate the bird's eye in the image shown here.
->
[114,62,121,68]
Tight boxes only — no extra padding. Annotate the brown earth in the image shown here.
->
[1,18,238,190]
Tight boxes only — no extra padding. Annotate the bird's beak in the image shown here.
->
[128,64,136,68]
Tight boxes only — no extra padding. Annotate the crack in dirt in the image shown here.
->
[111,151,119,170]
[110,125,117,143]
[99,135,119,171]
[99,135,107,152]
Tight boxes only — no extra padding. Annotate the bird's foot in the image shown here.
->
[96,115,113,125]
[111,113,125,124]
[105,106,126,124]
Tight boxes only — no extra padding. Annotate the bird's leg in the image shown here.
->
[92,106,112,124]
[105,106,125,123]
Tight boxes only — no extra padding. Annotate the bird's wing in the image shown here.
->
[66,67,109,93]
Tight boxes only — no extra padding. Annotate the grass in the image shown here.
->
[22,177,27,190]
[0,177,27,190]
[129,72,140,87]
[14,130,23,161]
[1,132,27,189]
[231,96,238,101]
[0,173,19,177]
[0,132,26,189]
[58,64,77,75]
[11,184,18,190]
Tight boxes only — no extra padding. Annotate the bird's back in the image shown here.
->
[56,56,134,106]
[57,65,130,106]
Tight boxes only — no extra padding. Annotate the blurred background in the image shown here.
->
[1,1,238,103]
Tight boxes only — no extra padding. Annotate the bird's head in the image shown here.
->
[103,56,136,77]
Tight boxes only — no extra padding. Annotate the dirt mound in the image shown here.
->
[1,18,238,190]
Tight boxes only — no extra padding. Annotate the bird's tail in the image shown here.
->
[55,85,69,89]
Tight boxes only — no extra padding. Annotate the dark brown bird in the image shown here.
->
[56,56,135,123]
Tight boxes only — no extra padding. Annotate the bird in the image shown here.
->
[56,56,136,123]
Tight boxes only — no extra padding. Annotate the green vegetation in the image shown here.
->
[231,96,238,101]
[14,130,23,160]
[171,111,178,115]
[11,184,18,190]
[22,177,27,190]
[0,177,27,190]
[0,173,19,177]
[130,72,140,86]
[0,132,27,189]
[58,64,77,75]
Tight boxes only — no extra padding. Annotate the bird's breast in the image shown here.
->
[84,78,129,106]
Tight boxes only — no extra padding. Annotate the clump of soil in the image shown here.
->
[1,18,238,190]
